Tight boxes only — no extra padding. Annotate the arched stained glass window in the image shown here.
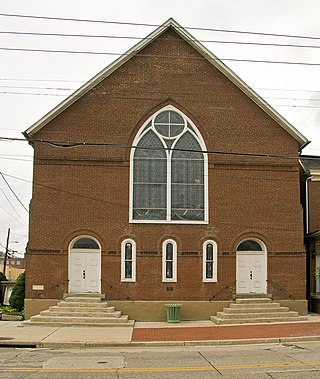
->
[72,237,99,249]
[131,106,207,223]
[237,240,263,251]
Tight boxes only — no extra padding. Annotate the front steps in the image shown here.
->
[24,293,134,327]
[210,297,308,325]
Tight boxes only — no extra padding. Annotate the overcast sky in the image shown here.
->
[1,0,320,257]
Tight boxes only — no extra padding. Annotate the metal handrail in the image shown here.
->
[102,280,134,301]
[266,279,296,300]
[209,280,236,301]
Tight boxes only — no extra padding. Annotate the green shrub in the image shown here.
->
[9,272,25,311]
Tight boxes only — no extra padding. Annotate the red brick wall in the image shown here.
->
[308,181,320,233]
[25,28,306,301]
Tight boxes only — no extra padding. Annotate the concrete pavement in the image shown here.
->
[1,314,320,348]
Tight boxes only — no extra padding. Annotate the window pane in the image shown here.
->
[133,209,166,220]
[206,244,213,261]
[155,111,169,124]
[172,159,204,184]
[155,124,170,137]
[172,132,203,159]
[72,238,99,249]
[206,262,213,279]
[125,261,132,278]
[125,243,132,260]
[133,183,166,208]
[166,243,173,260]
[166,261,173,278]
[134,158,167,183]
[169,111,184,124]
[134,131,165,158]
[171,184,204,211]
[171,209,204,221]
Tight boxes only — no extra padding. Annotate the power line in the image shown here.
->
[0,85,74,91]
[2,90,320,109]
[0,188,26,225]
[2,79,320,94]
[0,78,84,83]
[2,30,320,50]
[0,171,310,233]
[1,46,320,66]
[0,135,312,161]
[0,172,29,213]
[1,13,320,41]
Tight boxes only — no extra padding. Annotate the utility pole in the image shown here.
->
[3,228,10,278]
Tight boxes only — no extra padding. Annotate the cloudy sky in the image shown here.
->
[1,0,320,257]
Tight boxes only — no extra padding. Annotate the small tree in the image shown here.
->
[9,272,25,311]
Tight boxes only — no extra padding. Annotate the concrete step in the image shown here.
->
[51,305,116,312]
[230,302,281,309]
[236,298,272,304]
[57,301,109,308]
[63,293,105,300]
[217,311,299,319]
[224,306,290,314]
[210,315,309,325]
[30,314,129,324]
[40,310,122,318]
[27,293,134,327]
[63,297,103,303]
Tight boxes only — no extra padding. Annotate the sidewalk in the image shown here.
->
[1,314,320,348]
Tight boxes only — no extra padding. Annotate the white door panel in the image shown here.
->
[69,251,101,293]
[236,253,266,294]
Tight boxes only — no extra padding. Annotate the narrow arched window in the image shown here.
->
[162,239,177,282]
[121,239,136,282]
[130,106,208,223]
[203,240,217,282]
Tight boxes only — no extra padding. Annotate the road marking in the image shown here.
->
[3,361,320,373]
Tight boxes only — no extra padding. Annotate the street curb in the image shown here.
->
[14,335,320,349]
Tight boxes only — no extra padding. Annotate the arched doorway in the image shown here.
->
[236,239,267,294]
[68,236,101,293]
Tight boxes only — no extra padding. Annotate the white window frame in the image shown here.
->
[203,240,217,282]
[121,239,136,282]
[129,105,208,224]
[162,239,177,282]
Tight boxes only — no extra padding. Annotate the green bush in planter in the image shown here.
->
[9,272,25,311]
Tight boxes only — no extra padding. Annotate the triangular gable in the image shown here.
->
[23,18,308,147]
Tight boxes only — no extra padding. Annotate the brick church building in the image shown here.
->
[23,19,308,321]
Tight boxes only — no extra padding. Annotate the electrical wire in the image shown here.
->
[0,188,26,225]
[0,135,318,162]
[0,172,29,213]
[1,46,320,66]
[1,13,320,41]
[0,170,308,233]
[2,30,320,50]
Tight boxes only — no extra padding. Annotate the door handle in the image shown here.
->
[83,270,86,279]
[250,271,253,280]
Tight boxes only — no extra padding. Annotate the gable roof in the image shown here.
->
[23,18,308,147]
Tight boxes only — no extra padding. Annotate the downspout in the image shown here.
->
[306,175,312,235]
[305,174,312,310]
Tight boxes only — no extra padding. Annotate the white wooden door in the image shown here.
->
[69,251,101,293]
[236,253,266,294]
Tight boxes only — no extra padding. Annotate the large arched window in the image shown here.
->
[130,106,208,223]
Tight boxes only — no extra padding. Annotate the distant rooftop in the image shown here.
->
[300,155,320,173]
